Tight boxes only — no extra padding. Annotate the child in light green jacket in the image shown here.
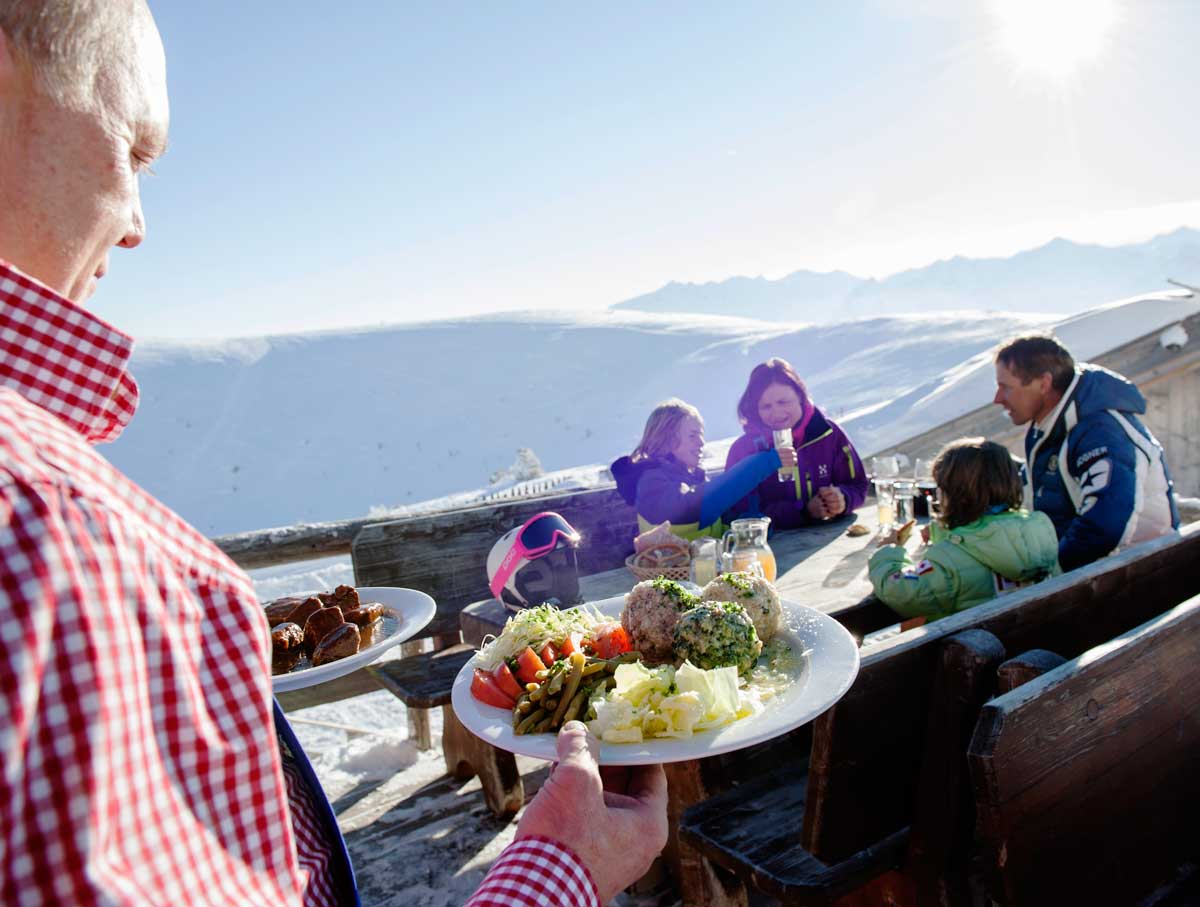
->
[869,438,1060,621]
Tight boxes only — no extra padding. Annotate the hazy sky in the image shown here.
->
[96,0,1200,339]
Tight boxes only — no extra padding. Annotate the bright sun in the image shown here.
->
[990,0,1120,82]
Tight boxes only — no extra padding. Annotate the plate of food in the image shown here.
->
[265,585,437,692]
[450,573,859,765]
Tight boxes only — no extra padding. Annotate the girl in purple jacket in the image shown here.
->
[725,358,869,530]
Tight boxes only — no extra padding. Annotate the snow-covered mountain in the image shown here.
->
[100,225,1200,539]
[613,228,1200,321]
[103,309,1050,536]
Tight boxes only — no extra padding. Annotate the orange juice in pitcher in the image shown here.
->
[721,517,777,582]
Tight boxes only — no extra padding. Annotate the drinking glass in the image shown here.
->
[689,537,719,586]
[914,457,939,519]
[894,479,916,525]
[871,456,900,530]
[773,429,795,483]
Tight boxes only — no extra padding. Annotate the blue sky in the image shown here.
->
[98,0,1200,339]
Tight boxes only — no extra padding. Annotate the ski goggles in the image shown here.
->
[489,511,582,600]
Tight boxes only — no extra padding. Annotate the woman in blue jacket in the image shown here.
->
[611,398,797,540]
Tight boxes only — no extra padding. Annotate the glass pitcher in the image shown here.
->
[721,517,777,582]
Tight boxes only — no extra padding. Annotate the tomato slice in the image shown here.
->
[538,642,558,666]
[515,646,547,685]
[492,662,524,700]
[590,623,633,659]
[471,669,516,709]
[558,632,581,658]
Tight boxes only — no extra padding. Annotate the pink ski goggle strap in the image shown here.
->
[489,511,581,600]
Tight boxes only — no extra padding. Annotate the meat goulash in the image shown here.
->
[262,585,387,674]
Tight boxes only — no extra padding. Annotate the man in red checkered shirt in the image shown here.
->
[0,2,667,906]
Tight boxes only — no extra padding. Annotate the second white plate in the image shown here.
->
[272,586,436,692]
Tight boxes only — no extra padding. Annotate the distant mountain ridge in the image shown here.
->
[613,227,1200,320]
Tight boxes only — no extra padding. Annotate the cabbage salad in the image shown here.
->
[587,660,761,743]
[474,604,601,671]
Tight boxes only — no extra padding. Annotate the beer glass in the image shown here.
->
[871,456,899,530]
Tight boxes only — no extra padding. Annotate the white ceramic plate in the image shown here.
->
[271,586,436,692]
[450,595,859,765]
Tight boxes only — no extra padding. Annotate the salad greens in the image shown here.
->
[475,604,601,671]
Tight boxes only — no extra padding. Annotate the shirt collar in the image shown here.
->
[0,259,139,444]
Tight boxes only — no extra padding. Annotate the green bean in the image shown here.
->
[547,669,566,695]
[541,697,558,713]
[529,684,547,703]
[559,687,588,725]
[580,661,606,677]
[551,653,585,728]
[516,699,533,715]
[515,708,546,735]
[531,714,556,734]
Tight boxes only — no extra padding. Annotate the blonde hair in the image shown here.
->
[631,398,702,463]
[0,0,139,109]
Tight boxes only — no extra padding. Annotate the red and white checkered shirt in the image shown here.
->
[465,837,599,907]
[0,260,597,907]
[0,260,337,906]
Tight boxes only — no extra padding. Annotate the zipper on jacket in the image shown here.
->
[843,444,855,479]
[797,428,833,450]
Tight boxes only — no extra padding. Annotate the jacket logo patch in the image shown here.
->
[1077,457,1111,514]
[818,464,829,479]
[902,560,935,580]
[1045,454,1059,474]
[1076,446,1109,468]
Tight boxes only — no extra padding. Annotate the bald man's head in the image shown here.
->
[0,0,168,302]
[0,0,145,110]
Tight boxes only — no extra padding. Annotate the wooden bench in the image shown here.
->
[682,629,1006,906]
[968,592,1200,907]
[679,522,1200,905]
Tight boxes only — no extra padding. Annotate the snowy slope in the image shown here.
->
[614,228,1200,322]
[102,309,1049,536]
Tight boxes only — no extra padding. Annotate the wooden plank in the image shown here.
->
[351,487,638,638]
[680,768,909,906]
[662,760,749,907]
[367,644,474,709]
[440,705,524,818]
[904,629,1006,906]
[994,649,1066,695]
[275,666,383,711]
[680,633,1004,905]
[802,522,1200,863]
[968,594,1200,907]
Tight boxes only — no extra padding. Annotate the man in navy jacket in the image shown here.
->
[992,335,1180,571]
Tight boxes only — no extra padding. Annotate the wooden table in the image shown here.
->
[461,512,883,645]
[458,512,886,907]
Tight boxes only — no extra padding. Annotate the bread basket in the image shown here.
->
[625,542,691,583]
